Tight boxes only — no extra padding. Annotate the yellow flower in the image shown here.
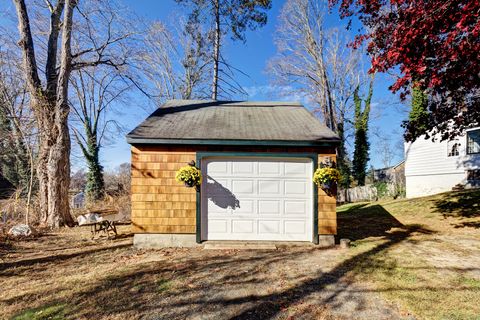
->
[175,165,202,186]
[313,167,340,186]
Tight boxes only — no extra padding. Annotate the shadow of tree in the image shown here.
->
[206,176,240,209]
[9,205,463,320]
[54,217,434,319]
[17,247,320,319]
[226,224,434,319]
[336,204,404,241]
[431,189,480,220]
[0,242,131,273]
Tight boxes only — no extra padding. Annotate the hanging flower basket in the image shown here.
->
[176,164,202,191]
[313,166,340,195]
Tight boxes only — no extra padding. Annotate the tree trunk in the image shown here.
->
[47,117,73,227]
[37,114,51,225]
[46,0,76,227]
[211,0,220,100]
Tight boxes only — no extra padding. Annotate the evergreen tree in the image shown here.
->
[0,102,30,193]
[336,122,351,188]
[80,127,105,201]
[352,76,374,186]
[403,84,429,141]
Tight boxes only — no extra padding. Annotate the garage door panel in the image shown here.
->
[207,161,228,174]
[206,178,230,193]
[207,197,238,212]
[284,200,307,215]
[208,219,228,233]
[284,162,308,176]
[233,199,255,214]
[258,200,281,215]
[258,162,281,175]
[258,220,280,234]
[258,180,281,194]
[232,180,255,194]
[232,161,254,174]
[232,220,254,233]
[285,180,307,195]
[202,157,313,241]
[284,220,306,234]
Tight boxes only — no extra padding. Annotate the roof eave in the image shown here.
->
[126,137,340,147]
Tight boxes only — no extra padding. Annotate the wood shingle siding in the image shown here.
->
[131,145,196,234]
[318,154,337,235]
[131,145,337,236]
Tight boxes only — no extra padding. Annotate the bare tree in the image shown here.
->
[139,18,211,103]
[372,128,404,169]
[175,0,271,100]
[69,66,131,201]
[12,0,76,227]
[11,0,138,227]
[268,0,367,187]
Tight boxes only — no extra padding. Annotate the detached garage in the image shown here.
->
[127,100,340,247]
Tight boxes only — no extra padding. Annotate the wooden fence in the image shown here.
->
[338,183,401,203]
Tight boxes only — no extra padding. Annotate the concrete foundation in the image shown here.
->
[318,235,335,247]
[134,234,199,248]
[134,233,336,248]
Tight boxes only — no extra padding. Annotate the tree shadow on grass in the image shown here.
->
[226,223,434,319]
[432,189,480,219]
[54,208,435,319]
[336,204,404,241]
[0,242,131,273]
[7,205,454,320]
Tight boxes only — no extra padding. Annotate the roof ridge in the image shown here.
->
[163,100,302,107]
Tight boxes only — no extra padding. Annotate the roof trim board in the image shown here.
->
[127,138,340,146]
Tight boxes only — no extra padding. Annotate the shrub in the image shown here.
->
[374,182,389,198]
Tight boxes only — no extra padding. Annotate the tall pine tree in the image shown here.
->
[0,101,30,193]
[352,76,374,186]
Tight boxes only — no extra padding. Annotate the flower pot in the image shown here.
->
[321,182,333,190]
[184,181,195,188]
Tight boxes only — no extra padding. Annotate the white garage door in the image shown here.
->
[201,157,313,241]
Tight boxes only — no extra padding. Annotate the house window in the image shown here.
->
[447,140,460,157]
[467,129,480,154]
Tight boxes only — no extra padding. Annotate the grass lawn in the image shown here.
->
[0,189,479,319]
[337,189,480,320]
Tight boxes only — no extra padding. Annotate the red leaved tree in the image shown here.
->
[330,0,480,140]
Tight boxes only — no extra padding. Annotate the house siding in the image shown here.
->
[405,128,480,198]
[131,145,337,238]
[131,146,197,233]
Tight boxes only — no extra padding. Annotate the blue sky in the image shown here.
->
[1,0,408,171]
[100,0,408,171]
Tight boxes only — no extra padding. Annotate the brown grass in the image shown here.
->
[337,189,480,320]
[1,189,479,319]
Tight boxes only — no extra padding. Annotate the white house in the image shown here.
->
[405,127,480,198]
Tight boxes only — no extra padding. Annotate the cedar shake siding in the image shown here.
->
[131,145,337,235]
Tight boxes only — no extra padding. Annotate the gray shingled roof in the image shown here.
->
[126,100,340,146]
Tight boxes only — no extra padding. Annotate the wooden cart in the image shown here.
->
[78,208,120,239]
